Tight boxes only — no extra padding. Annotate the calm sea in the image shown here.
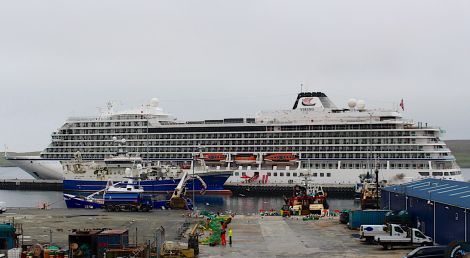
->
[1,167,469,213]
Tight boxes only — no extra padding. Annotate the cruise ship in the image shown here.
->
[7,92,463,185]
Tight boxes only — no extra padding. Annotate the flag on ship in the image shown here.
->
[400,99,405,111]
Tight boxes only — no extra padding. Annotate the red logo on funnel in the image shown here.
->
[302,98,316,106]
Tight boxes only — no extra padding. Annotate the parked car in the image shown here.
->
[403,245,446,258]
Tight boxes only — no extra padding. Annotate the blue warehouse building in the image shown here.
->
[381,178,470,245]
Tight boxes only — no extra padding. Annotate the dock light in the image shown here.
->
[375,168,379,209]
[427,200,434,205]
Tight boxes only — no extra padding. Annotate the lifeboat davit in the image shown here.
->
[202,153,226,162]
[234,155,257,164]
[264,153,298,162]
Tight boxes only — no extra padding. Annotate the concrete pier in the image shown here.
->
[0,180,63,191]
[200,215,408,258]
[1,208,409,257]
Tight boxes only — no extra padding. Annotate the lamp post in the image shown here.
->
[193,145,203,211]
[192,152,195,211]
[375,168,379,209]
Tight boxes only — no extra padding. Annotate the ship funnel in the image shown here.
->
[292,92,337,110]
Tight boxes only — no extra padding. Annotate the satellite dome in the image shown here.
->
[357,100,366,110]
[112,136,117,141]
[348,98,357,109]
[136,164,143,170]
[150,98,159,107]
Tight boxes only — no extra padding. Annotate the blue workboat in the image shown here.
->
[64,174,197,210]
[61,145,232,195]
[63,171,231,195]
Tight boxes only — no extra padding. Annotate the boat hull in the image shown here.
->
[63,194,103,209]
[64,194,193,210]
[63,173,232,195]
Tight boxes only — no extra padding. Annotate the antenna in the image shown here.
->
[300,83,303,93]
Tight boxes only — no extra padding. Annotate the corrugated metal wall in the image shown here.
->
[381,191,390,210]
[434,203,466,245]
[389,192,406,211]
[467,211,469,243]
[408,196,434,241]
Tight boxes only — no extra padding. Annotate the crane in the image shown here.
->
[169,170,207,209]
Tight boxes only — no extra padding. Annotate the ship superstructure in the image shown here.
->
[8,92,463,184]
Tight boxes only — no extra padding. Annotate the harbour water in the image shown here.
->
[1,167,470,212]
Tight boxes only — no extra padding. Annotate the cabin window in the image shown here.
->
[327,173,331,177]
[299,173,304,176]
[234,172,239,176]
[242,172,246,176]
[419,172,430,176]
[286,173,290,177]
[394,226,404,234]
[320,173,324,177]
[293,173,297,177]
[444,172,449,176]
[274,173,277,176]
[280,173,284,177]
[432,172,443,176]
[267,172,271,176]
[313,173,317,177]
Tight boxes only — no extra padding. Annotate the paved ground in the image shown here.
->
[2,208,411,257]
[1,208,193,248]
[200,215,410,258]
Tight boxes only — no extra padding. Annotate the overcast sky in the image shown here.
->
[1,0,469,151]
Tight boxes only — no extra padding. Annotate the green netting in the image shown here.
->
[198,211,231,246]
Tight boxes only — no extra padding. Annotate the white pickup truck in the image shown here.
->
[360,224,407,243]
[375,228,433,250]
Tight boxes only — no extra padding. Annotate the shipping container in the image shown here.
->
[96,229,129,255]
[348,210,390,229]
[0,224,16,250]
[68,229,102,258]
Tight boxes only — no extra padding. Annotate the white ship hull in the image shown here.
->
[8,157,463,184]
[226,168,464,185]
[7,157,63,180]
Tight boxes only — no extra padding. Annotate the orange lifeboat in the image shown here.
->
[203,153,226,162]
[264,153,298,162]
[234,155,257,164]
